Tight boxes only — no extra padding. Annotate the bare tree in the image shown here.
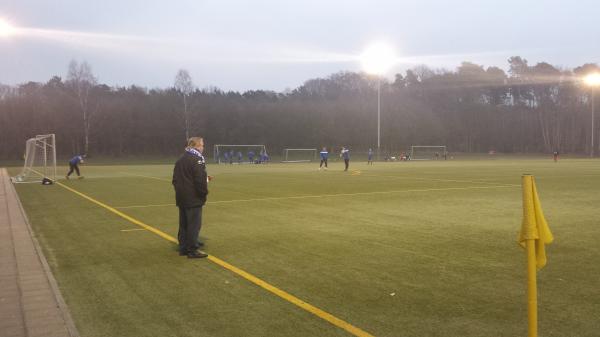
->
[5,57,600,160]
[174,69,194,140]
[67,60,98,154]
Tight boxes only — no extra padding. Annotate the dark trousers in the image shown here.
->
[320,159,328,167]
[344,159,349,171]
[67,163,80,176]
[178,206,202,253]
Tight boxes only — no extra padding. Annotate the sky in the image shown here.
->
[0,0,598,92]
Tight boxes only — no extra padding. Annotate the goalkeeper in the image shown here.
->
[66,154,86,179]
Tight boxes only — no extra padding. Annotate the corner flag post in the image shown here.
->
[526,239,538,337]
[519,174,554,337]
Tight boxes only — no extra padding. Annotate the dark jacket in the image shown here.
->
[172,152,208,208]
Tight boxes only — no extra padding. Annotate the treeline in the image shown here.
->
[1,57,599,160]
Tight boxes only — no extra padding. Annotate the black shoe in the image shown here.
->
[179,250,187,256]
[187,251,208,259]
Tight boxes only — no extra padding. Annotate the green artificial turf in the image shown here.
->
[10,158,600,337]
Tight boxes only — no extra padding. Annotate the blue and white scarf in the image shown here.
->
[186,147,205,164]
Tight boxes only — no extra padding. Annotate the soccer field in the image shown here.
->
[10,158,600,337]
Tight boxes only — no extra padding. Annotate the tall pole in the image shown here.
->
[377,77,381,161]
[592,86,595,158]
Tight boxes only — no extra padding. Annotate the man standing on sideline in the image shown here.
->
[367,148,374,165]
[66,154,86,179]
[172,137,211,259]
[341,147,350,171]
[319,147,329,170]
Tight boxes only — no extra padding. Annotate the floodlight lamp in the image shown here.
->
[0,18,16,37]
[360,42,397,75]
[584,73,600,87]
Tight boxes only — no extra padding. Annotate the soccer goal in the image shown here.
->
[410,145,447,160]
[213,144,268,164]
[282,148,317,163]
[13,134,57,183]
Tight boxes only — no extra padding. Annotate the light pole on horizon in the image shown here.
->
[584,73,600,158]
[377,76,381,158]
[361,42,396,161]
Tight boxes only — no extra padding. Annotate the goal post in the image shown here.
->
[13,134,57,183]
[410,145,447,160]
[282,148,317,163]
[213,144,267,164]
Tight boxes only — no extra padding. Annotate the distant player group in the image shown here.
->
[221,149,269,164]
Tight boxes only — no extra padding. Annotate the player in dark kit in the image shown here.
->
[66,154,86,179]
[319,147,329,170]
[340,147,350,171]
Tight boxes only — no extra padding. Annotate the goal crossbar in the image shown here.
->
[282,148,317,163]
[410,145,447,160]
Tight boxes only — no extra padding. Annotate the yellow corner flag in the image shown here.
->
[518,174,554,337]
[518,174,554,269]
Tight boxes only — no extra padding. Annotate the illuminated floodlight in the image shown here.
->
[584,73,600,87]
[360,42,397,75]
[0,18,17,37]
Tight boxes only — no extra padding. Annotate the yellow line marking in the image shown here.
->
[56,182,177,243]
[55,181,375,337]
[206,258,373,337]
[120,228,146,232]
[114,184,518,209]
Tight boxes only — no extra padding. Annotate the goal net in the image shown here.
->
[213,144,268,164]
[282,148,317,163]
[13,134,57,183]
[410,145,447,160]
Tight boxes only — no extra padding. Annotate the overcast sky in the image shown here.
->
[1,0,598,92]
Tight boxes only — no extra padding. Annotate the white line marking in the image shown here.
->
[120,172,171,182]
[114,184,518,209]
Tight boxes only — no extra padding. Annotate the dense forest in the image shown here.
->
[1,57,599,159]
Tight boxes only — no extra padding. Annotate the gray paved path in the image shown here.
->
[0,168,78,337]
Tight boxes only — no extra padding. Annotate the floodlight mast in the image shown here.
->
[361,42,396,161]
[585,73,600,157]
[377,77,381,161]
